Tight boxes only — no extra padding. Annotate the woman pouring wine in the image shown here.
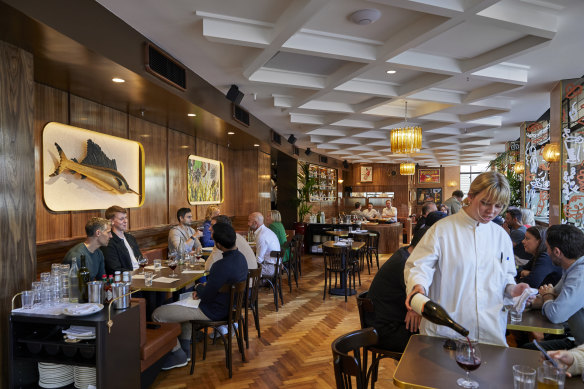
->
[404,171,532,347]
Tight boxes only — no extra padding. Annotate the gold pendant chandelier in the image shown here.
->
[400,162,415,175]
[390,101,422,154]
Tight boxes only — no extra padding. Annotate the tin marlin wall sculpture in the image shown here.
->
[50,139,139,195]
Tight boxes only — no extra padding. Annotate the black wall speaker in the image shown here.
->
[287,134,297,144]
[342,160,349,169]
[305,148,312,156]
[226,85,244,104]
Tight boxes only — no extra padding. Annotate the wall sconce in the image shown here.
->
[447,180,457,187]
[542,143,560,162]
[513,161,525,175]
[338,179,344,184]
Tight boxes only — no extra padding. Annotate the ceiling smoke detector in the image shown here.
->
[349,9,381,25]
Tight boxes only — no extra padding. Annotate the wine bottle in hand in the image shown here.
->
[409,293,469,337]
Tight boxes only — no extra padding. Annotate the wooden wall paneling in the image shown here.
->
[68,95,129,236]
[167,129,195,223]
[194,138,219,220]
[258,150,271,217]
[235,149,259,217]
[0,41,35,389]
[34,84,71,242]
[128,116,168,229]
[216,144,234,216]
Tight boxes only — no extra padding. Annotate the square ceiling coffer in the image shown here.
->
[145,43,186,91]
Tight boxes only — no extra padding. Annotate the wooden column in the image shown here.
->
[549,82,562,225]
[0,40,35,389]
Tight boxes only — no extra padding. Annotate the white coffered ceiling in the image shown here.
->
[96,0,584,166]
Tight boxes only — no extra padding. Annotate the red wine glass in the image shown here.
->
[138,256,148,274]
[168,259,178,278]
[455,338,481,388]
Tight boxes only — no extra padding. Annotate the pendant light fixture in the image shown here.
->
[542,143,560,162]
[513,161,525,175]
[390,101,422,154]
[399,162,415,175]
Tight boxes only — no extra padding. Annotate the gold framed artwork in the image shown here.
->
[418,168,440,184]
[360,166,373,182]
[187,155,224,205]
[42,122,144,212]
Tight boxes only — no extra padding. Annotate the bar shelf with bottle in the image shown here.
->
[308,164,337,202]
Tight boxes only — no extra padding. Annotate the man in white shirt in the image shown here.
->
[362,203,380,220]
[381,199,398,222]
[205,215,257,274]
[404,172,531,346]
[248,212,281,278]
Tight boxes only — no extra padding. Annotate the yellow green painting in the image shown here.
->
[187,155,223,205]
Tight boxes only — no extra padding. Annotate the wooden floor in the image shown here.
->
[150,253,400,389]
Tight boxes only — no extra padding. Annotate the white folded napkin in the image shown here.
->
[63,325,95,336]
[170,297,201,308]
[513,287,538,313]
[132,274,145,279]
[182,270,205,274]
[153,277,177,283]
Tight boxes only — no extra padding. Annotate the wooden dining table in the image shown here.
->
[393,334,581,389]
[131,262,207,292]
[506,308,565,334]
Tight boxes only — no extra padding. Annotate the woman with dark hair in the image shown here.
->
[518,226,562,288]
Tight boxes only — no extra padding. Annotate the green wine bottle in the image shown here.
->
[78,254,91,303]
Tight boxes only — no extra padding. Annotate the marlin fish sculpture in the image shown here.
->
[50,139,139,195]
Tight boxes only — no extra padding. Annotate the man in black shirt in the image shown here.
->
[413,202,437,234]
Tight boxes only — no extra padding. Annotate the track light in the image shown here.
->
[287,134,297,144]
[305,148,312,156]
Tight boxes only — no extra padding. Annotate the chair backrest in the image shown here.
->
[331,327,379,389]
[367,231,379,249]
[246,264,262,306]
[219,280,247,325]
[323,245,346,271]
[349,233,367,243]
[356,291,375,330]
[269,250,283,278]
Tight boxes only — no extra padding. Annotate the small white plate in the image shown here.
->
[202,247,213,252]
[62,304,104,316]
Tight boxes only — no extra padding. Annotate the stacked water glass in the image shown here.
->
[60,264,70,302]
[40,272,53,306]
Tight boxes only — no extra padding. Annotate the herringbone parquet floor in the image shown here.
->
[150,253,400,389]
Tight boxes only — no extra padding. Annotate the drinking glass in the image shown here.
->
[21,290,34,309]
[513,365,536,389]
[537,360,565,389]
[40,272,51,283]
[510,307,523,322]
[455,339,481,388]
[154,259,162,272]
[138,256,148,274]
[32,281,42,305]
[168,259,178,277]
[144,271,154,286]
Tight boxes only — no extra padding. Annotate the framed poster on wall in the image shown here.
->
[418,168,440,184]
[42,122,144,211]
[187,155,224,205]
[416,188,442,205]
[360,166,373,182]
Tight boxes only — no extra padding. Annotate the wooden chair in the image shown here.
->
[366,231,380,271]
[244,264,262,349]
[294,233,304,276]
[356,291,402,388]
[349,233,369,275]
[264,250,284,311]
[285,234,302,292]
[189,280,247,378]
[331,327,379,389]
[323,245,355,302]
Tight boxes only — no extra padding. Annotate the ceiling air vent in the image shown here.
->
[319,155,328,164]
[293,146,299,155]
[232,104,250,127]
[271,130,282,145]
[145,43,186,91]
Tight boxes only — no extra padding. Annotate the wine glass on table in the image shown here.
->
[168,258,178,278]
[455,338,481,388]
[138,256,148,274]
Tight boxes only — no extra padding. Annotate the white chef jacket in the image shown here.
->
[405,209,516,346]
[382,206,397,221]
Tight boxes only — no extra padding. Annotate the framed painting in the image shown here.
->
[416,188,442,205]
[360,166,373,182]
[418,168,440,184]
[42,122,144,211]
[187,155,224,205]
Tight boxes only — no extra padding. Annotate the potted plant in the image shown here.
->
[487,151,522,207]
[294,161,318,223]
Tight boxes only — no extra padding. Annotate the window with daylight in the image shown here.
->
[459,164,489,196]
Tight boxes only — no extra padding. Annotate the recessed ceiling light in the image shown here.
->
[112,77,125,83]
[349,9,381,25]
[228,131,235,135]
[187,113,196,117]
[386,70,397,74]
[253,144,260,147]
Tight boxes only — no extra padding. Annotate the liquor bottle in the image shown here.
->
[104,275,113,304]
[77,254,91,303]
[409,293,469,337]
[68,257,80,303]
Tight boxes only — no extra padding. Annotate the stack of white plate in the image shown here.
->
[38,363,74,388]
[74,366,96,389]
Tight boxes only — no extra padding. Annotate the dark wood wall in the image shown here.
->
[0,41,35,389]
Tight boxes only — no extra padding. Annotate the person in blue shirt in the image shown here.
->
[201,205,220,247]
[518,226,562,288]
[153,222,248,370]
